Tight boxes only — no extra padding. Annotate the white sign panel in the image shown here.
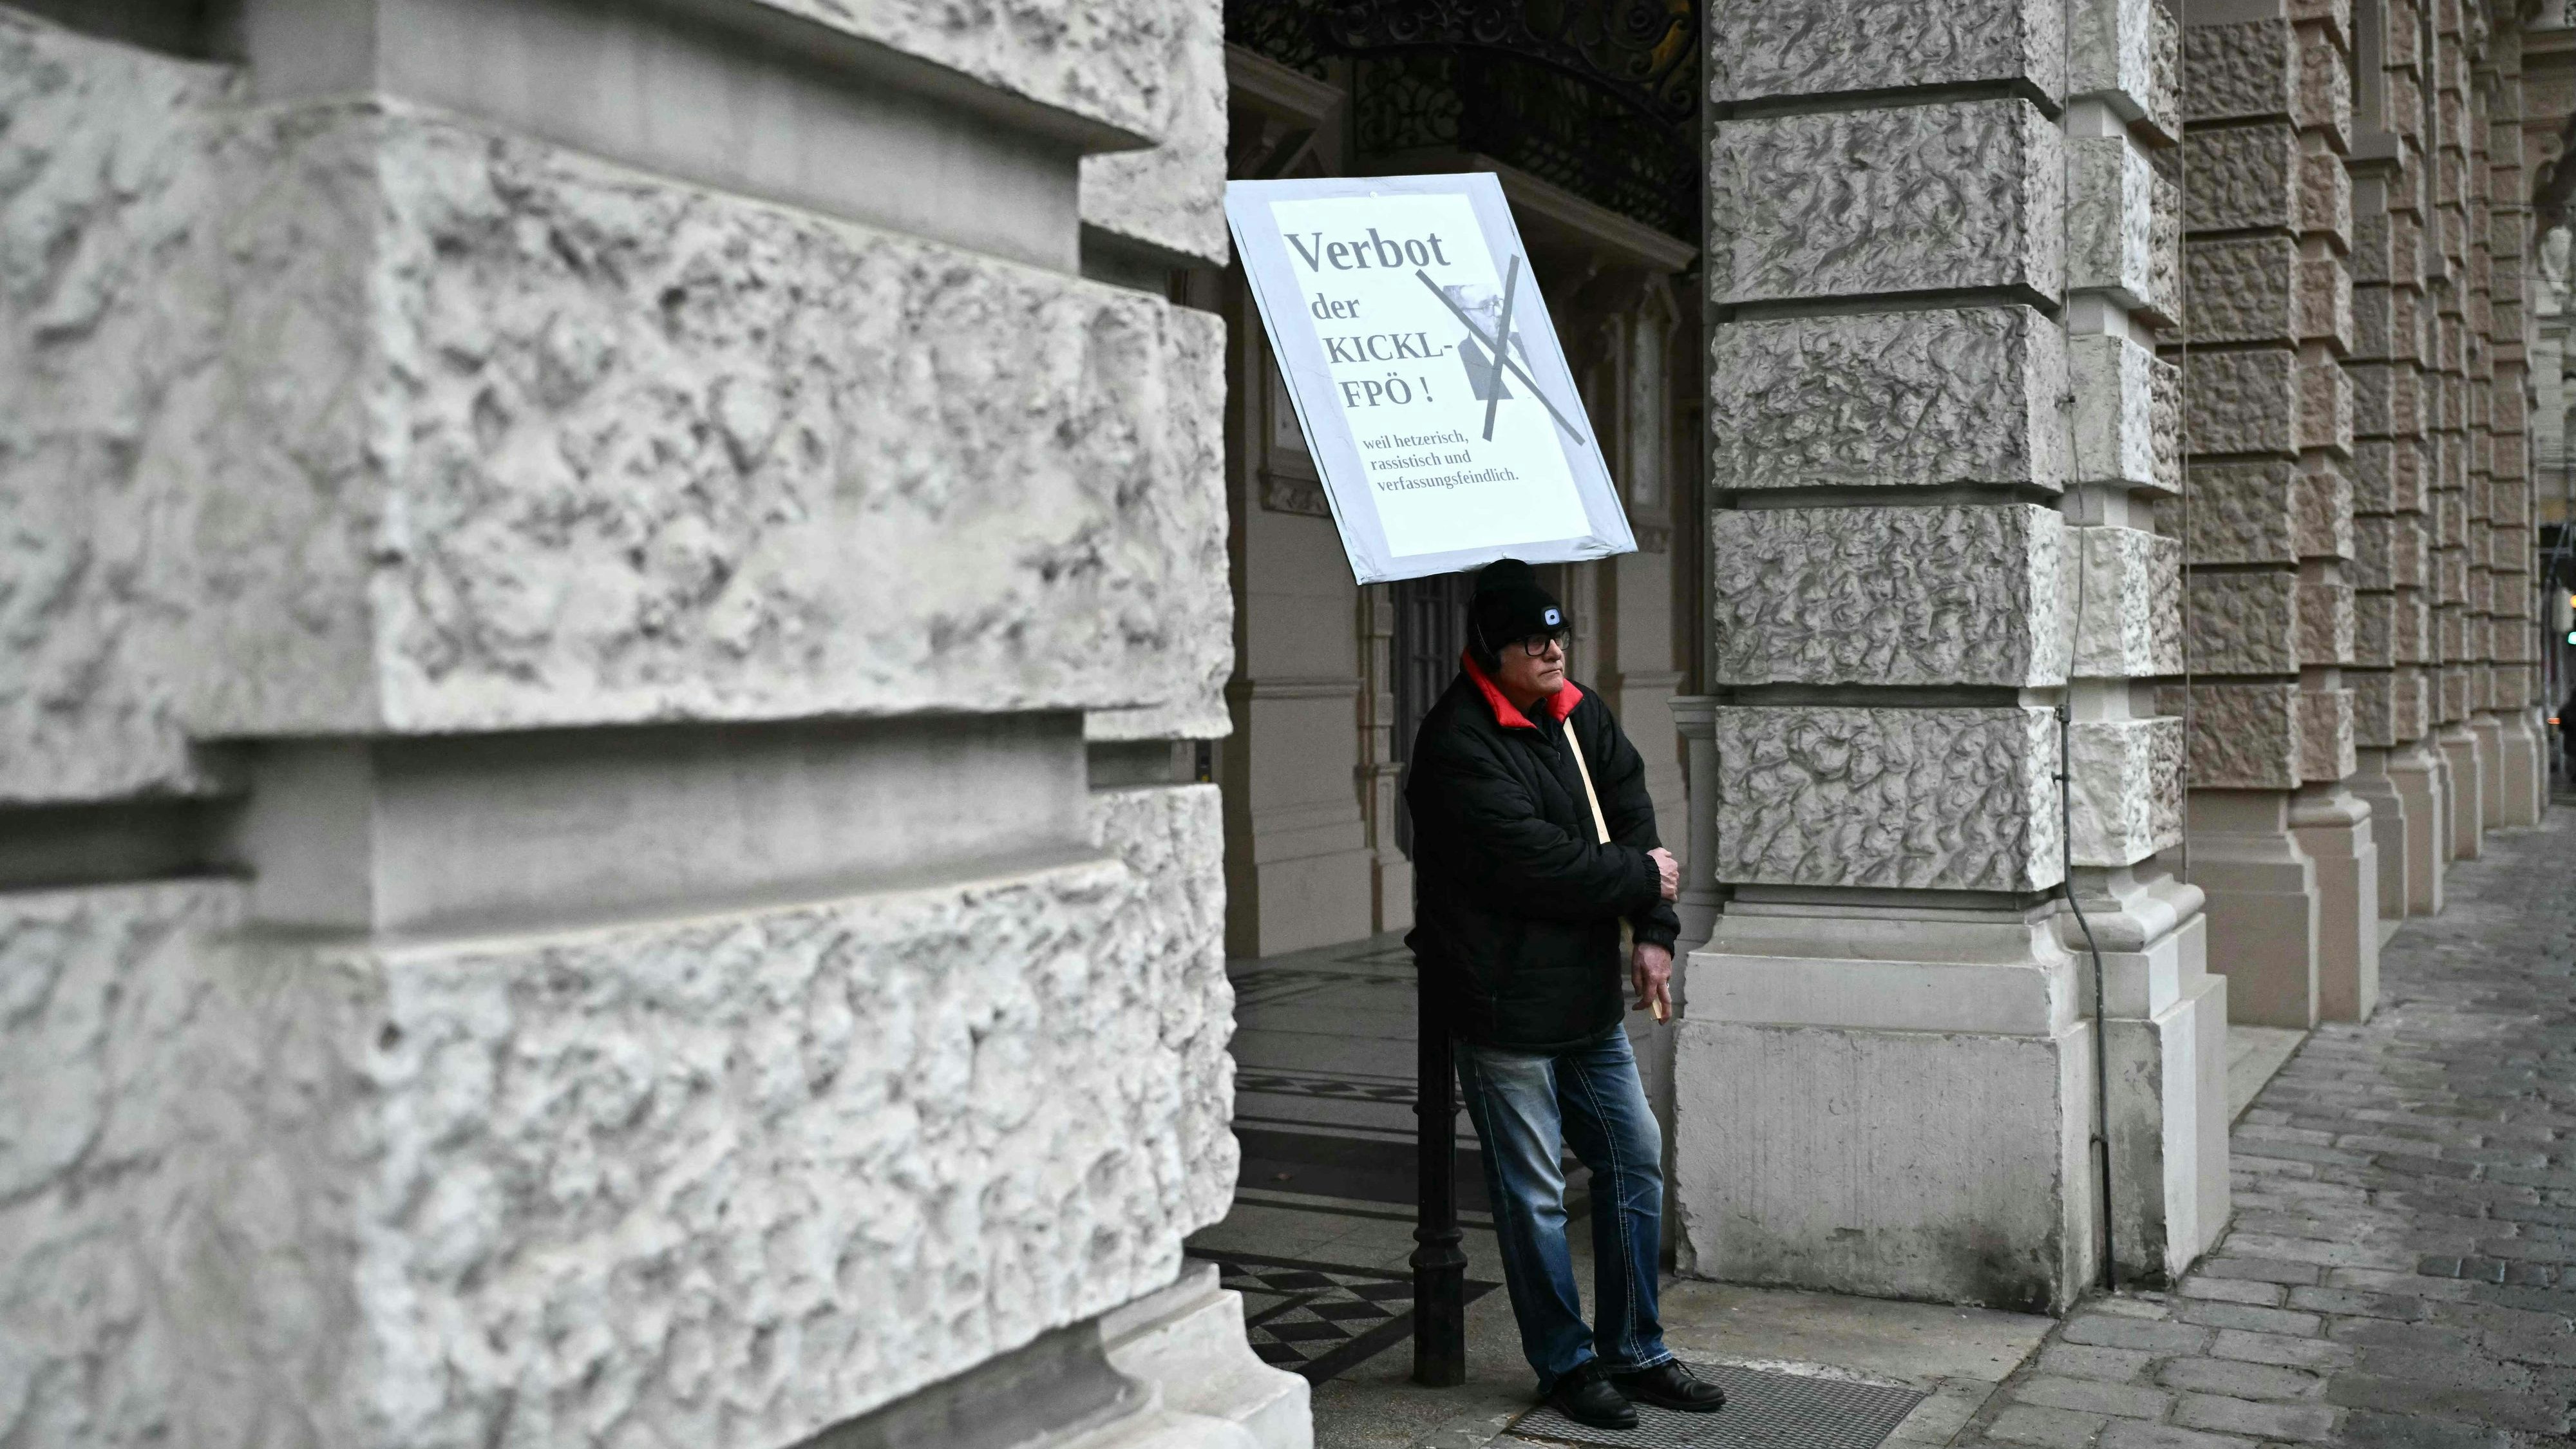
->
[1225,173,1635,585]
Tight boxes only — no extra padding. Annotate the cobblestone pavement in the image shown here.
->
[1956,805,2576,1449]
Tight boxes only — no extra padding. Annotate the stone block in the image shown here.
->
[2389,440,2427,513]
[2070,526,2183,679]
[2351,516,2392,591]
[1712,706,2062,893]
[1079,0,1228,266]
[2360,282,2391,361]
[2493,382,2527,437]
[2183,123,2297,233]
[2350,215,2389,289]
[2496,617,2539,663]
[1673,1014,2092,1312]
[2069,136,2181,323]
[2298,580,2355,665]
[2071,333,2181,495]
[2164,681,2301,789]
[1709,308,2069,491]
[2069,715,2186,866]
[2391,666,2429,738]
[1711,506,2066,688]
[2183,350,2348,457]
[2297,359,2355,454]
[29,93,1229,752]
[2436,595,2467,651]
[2181,236,2346,347]
[2294,466,2353,560]
[1708,0,2065,104]
[2350,439,2392,513]
[2436,664,2468,724]
[2183,236,2293,345]
[2350,668,2395,747]
[2437,490,2468,547]
[2297,151,2353,248]
[2392,592,2428,663]
[2181,460,2297,565]
[2494,523,2533,570]
[2382,59,2423,136]
[0,788,1236,1449]
[2348,361,2420,438]
[2300,687,2358,781]
[2070,0,2182,140]
[1709,101,2064,305]
[0,19,238,802]
[2187,573,2300,676]
[2434,549,2467,605]
[751,0,1180,144]
[2185,348,2297,455]
[2384,286,2425,366]
[2184,20,2297,122]
[2297,253,2353,351]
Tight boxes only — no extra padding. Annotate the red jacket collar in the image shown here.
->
[1461,650,1582,731]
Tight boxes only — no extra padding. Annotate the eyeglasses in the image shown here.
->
[1511,630,1570,657]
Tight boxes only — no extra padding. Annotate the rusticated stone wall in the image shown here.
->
[2439,0,2484,743]
[1685,0,2197,1307]
[0,4,1247,1447]
[2168,5,2360,793]
[2482,24,2543,768]
[2350,0,2434,772]
[3,794,1231,1449]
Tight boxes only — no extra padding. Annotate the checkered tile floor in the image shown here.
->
[1185,1250,1498,1383]
[1234,1068,1417,1104]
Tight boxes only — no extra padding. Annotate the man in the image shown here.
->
[1404,559,1726,1428]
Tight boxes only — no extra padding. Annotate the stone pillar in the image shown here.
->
[2484,23,2550,829]
[1674,0,2217,1309]
[2064,10,2230,1285]
[2467,35,2510,840]
[2174,1,2374,1026]
[2348,0,2434,922]
[0,5,1298,1447]
[2429,0,2489,860]
[1668,696,1723,956]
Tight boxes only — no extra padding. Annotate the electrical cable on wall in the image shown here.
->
[2061,533,2118,1294]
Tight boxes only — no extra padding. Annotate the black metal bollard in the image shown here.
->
[1411,964,1468,1386]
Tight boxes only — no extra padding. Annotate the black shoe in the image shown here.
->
[1612,1361,1728,1412]
[1544,1362,1640,1430]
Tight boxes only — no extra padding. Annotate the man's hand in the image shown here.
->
[1649,846,1680,902]
[1631,942,1673,1022]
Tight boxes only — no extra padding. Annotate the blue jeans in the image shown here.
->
[1455,1028,1671,1390]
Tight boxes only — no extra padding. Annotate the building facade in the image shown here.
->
[1,0,2564,1446]
[0,2,1302,1446]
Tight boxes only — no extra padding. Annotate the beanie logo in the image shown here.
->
[1543,607,1561,627]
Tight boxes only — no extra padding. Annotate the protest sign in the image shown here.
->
[1224,173,1636,585]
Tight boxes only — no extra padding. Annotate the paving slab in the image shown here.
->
[1957,806,2576,1449]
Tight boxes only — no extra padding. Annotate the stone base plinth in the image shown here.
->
[2291,784,2379,1024]
[1672,898,2098,1314]
[2065,867,2228,1285]
[2185,790,2320,1028]
[2382,741,2447,914]
[2496,709,2546,828]
[2439,725,2486,860]
[1103,1264,1312,1449]
[2472,714,2507,829]
[2346,750,2411,920]
[2430,740,2459,865]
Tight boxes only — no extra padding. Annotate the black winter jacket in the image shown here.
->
[1404,655,1681,1050]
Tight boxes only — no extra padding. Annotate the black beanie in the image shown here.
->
[1468,559,1567,661]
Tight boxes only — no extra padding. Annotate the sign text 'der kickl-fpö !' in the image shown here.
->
[1224,174,1636,585]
